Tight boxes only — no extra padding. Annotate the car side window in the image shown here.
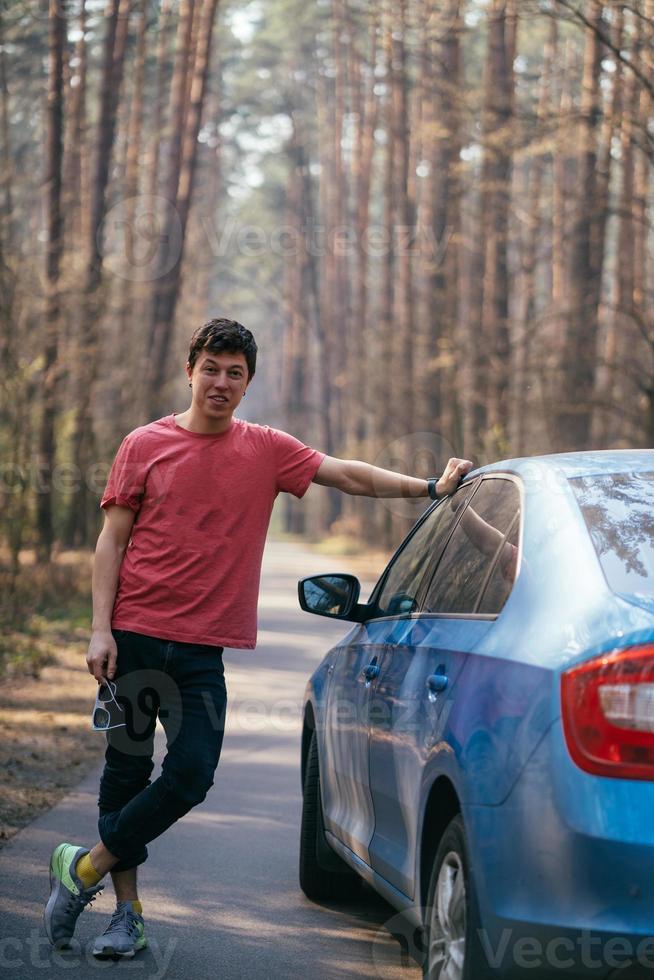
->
[373,483,476,618]
[421,478,521,616]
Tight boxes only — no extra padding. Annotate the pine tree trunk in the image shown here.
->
[114,0,148,433]
[371,6,396,548]
[478,0,515,456]
[281,138,309,535]
[61,0,88,268]
[554,0,603,451]
[390,0,413,439]
[36,0,67,561]
[64,0,131,547]
[314,59,342,531]
[417,0,462,449]
[331,0,348,462]
[147,0,174,200]
[0,1,14,405]
[590,6,623,445]
[349,9,378,542]
[512,17,556,454]
[628,0,654,444]
[146,0,221,419]
[544,38,575,452]
[0,7,14,252]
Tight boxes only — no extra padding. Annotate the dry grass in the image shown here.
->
[0,549,105,846]
[0,637,107,845]
[0,549,92,674]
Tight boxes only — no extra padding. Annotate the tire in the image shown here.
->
[299,730,361,901]
[423,814,494,980]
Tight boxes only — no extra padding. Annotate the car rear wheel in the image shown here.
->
[299,730,361,901]
[423,814,493,980]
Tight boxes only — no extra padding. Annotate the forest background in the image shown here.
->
[0,0,653,669]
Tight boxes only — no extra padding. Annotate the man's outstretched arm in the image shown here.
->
[312,455,473,499]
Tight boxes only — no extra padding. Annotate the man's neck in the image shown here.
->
[174,408,234,435]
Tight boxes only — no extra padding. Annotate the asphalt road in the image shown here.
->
[0,539,421,980]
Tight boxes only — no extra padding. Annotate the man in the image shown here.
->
[43,318,472,956]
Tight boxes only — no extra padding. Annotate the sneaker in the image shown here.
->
[92,901,147,958]
[44,843,104,947]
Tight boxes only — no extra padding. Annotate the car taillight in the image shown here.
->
[561,644,654,779]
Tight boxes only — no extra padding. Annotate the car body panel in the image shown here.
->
[320,636,379,862]
[367,619,490,895]
[464,685,654,975]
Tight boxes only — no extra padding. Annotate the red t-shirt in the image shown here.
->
[100,414,325,649]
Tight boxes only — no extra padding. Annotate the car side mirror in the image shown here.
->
[298,574,361,621]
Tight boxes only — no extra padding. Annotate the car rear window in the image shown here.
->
[570,472,654,599]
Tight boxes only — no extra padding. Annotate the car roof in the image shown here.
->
[468,449,654,481]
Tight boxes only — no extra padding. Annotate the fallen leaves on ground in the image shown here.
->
[0,631,106,846]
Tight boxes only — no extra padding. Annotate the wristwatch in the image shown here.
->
[427,478,439,501]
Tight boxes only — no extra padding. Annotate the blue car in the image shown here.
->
[297,451,654,980]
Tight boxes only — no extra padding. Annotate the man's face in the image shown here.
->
[186,350,249,420]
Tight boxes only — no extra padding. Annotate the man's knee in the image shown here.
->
[103,754,154,785]
[98,750,155,809]
[163,753,218,808]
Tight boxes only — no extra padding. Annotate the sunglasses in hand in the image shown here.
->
[91,679,126,731]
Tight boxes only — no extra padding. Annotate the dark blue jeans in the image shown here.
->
[97,629,227,872]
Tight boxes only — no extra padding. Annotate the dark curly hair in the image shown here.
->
[187,318,257,380]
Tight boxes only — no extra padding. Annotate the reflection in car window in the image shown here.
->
[570,472,654,599]
[422,479,520,615]
[374,484,476,618]
[477,515,520,615]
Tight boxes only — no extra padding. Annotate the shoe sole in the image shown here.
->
[43,856,64,947]
[92,939,147,959]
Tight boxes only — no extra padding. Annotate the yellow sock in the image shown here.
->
[131,900,143,915]
[75,853,103,888]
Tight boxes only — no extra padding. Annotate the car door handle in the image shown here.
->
[426,673,448,693]
[362,663,380,681]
